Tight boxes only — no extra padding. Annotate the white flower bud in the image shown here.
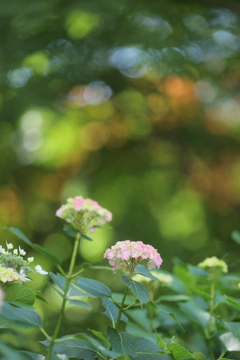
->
[28,257,34,263]
[6,242,13,250]
[35,265,48,275]
[13,249,18,255]
[19,247,26,256]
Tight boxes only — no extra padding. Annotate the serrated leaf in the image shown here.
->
[4,283,36,306]
[168,343,194,360]
[134,264,159,280]
[1,302,42,328]
[121,276,149,304]
[102,297,128,325]
[231,231,240,245]
[7,301,35,310]
[133,337,163,360]
[68,284,95,298]
[88,329,109,345]
[67,299,91,309]
[0,314,35,330]
[219,332,240,351]
[50,272,66,292]
[148,302,184,331]
[107,326,137,357]
[6,227,61,265]
[47,281,65,298]
[53,339,97,360]
[225,296,240,311]
[75,276,112,297]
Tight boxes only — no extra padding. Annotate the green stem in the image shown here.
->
[115,287,128,330]
[45,233,81,360]
[206,271,216,360]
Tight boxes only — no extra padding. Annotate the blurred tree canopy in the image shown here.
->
[1,0,240,273]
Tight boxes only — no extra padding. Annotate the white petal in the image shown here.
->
[35,265,48,275]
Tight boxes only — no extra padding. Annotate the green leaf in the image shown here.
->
[148,301,184,331]
[7,301,36,310]
[193,352,206,360]
[107,326,137,357]
[75,276,112,297]
[219,320,240,339]
[81,233,93,241]
[231,231,240,245]
[134,264,159,280]
[6,227,61,265]
[159,295,190,302]
[67,299,91,309]
[0,314,35,330]
[102,297,128,325]
[50,272,66,292]
[4,283,36,306]
[33,244,61,265]
[168,343,194,360]
[225,296,240,311]
[6,227,32,245]
[87,329,110,345]
[63,224,79,237]
[173,265,195,287]
[179,301,210,328]
[133,337,163,360]
[36,294,48,304]
[69,284,95,298]
[156,336,168,351]
[53,339,98,359]
[121,276,149,304]
[1,302,42,328]
[0,341,26,360]
[219,332,240,351]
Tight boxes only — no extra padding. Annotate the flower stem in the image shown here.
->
[206,271,216,360]
[45,233,81,360]
[115,287,128,330]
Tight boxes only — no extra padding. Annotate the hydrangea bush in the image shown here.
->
[0,196,240,360]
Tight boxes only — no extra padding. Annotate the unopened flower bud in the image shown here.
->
[6,243,13,250]
[28,257,34,263]
[19,247,26,256]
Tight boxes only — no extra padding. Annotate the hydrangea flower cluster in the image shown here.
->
[198,256,228,274]
[104,240,163,273]
[55,196,112,234]
[0,242,47,286]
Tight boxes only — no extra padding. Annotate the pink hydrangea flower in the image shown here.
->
[0,267,27,284]
[56,196,112,234]
[103,240,163,273]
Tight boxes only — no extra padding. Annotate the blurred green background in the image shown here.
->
[1,0,240,348]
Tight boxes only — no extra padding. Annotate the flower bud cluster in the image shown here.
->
[0,243,47,286]
[104,240,163,273]
[56,196,112,233]
[198,256,228,274]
